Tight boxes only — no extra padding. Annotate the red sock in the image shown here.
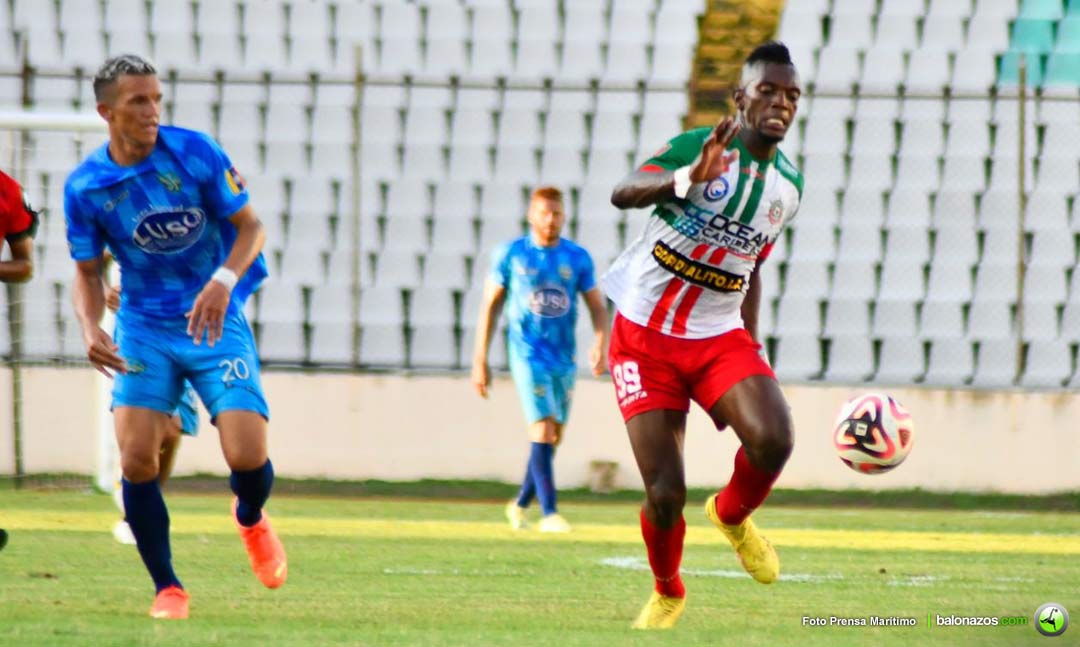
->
[640,509,686,598]
[715,447,782,525]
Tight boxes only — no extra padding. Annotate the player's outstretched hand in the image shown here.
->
[471,359,491,398]
[589,341,606,377]
[106,285,121,313]
[186,280,231,347]
[83,325,126,378]
[689,116,741,183]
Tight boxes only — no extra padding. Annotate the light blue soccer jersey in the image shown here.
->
[64,125,267,320]
[489,237,596,372]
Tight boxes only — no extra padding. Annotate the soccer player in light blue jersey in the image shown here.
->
[471,186,609,533]
[66,55,285,620]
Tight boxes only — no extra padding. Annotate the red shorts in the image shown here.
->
[607,312,776,423]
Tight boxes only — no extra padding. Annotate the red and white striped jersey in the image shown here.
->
[602,128,803,339]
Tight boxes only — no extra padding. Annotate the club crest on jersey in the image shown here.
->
[703,177,730,202]
[132,207,207,254]
[156,172,182,192]
[529,285,571,318]
[767,199,784,225]
[559,264,573,280]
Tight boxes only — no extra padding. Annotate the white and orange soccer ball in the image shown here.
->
[833,392,914,474]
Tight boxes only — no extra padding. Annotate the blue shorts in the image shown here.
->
[509,358,576,425]
[174,385,199,436]
[113,311,269,423]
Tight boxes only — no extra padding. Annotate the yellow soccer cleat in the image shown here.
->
[631,591,686,630]
[705,493,779,584]
[538,513,571,533]
[505,500,528,530]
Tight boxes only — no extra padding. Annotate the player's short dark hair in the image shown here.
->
[745,41,793,68]
[93,54,157,102]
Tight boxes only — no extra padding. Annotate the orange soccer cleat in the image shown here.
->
[149,586,189,620]
[232,498,288,589]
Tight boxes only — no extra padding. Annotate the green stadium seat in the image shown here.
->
[999,51,1045,85]
[1018,0,1065,20]
[1068,0,1080,13]
[1010,19,1057,53]
[1044,51,1080,84]
[1055,15,1080,50]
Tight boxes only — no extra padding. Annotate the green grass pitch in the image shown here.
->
[1,490,1077,646]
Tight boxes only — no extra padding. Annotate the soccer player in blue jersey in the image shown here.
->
[471,186,609,533]
[65,55,285,620]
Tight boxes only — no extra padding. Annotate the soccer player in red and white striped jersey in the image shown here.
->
[604,42,803,629]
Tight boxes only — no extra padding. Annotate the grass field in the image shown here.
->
[1,489,1077,646]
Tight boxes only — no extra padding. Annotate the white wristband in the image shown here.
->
[211,267,239,292]
[672,165,693,199]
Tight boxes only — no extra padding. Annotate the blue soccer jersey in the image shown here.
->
[64,125,267,320]
[489,237,596,372]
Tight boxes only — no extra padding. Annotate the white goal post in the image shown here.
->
[0,109,115,491]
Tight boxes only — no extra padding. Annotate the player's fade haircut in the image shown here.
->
[530,185,564,205]
[739,41,795,87]
[93,54,157,103]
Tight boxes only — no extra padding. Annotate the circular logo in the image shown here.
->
[1035,603,1069,637]
[703,177,730,202]
[132,208,207,254]
[528,286,571,317]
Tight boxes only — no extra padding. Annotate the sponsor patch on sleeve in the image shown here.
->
[225,166,246,195]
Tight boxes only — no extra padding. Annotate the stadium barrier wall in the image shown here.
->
[4,367,1078,494]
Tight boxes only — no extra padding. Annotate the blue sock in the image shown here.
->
[230,459,274,527]
[529,442,557,516]
[122,478,182,593]
[516,460,535,508]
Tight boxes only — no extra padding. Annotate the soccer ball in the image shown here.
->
[833,392,914,474]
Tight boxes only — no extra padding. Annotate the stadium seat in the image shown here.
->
[884,192,931,230]
[873,337,925,384]
[258,282,305,324]
[372,249,423,288]
[973,260,1020,304]
[999,50,1046,86]
[874,14,919,49]
[466,38,513,83]
[258,321,306,364]
[1018,0,1065,20]
[775,297,822,336]
[515,39,560,84]
[602,42,652,87]
[849,117,896,156]
[429,217,477,255]
[1021,300,1061,340]
[846,154,894,192]
[968,300,1015,339]
[408,324,459,368]
[1044,51,1080,86]
[872,298,919,339]
[922,338,973,386]
[360,286,406,326]
[814,45,862,94]
[823,298,871,338]
[928,0,973,16]
[893,154,941,193]
[1019,341,1071,386]
[448,145,493,184]
[772,334,823,381]
[408,286,456,328]
[359,324,407,366]
[1021,339,1073,387]
[802,153,848,192]
[883,228,931,264]
[925,259,975,301]
[920,300,965,338]
[787,225,837,262]
[974,0,1021,19]
[952,48,999,93]
[970,338,1019,386]
[904,50,953,94]
[422,251,471,289]
[932,190,976,231]
[860,48,906,94]
[1025,191,1070,231]
[309,321,356,365]
[830,260,878,300]
[824,337,874,383]
[835,224,883,262]
[968,15,1011,55]
[382,214,429,253]
[1028,230,1077,268]
[608,6,652,45]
